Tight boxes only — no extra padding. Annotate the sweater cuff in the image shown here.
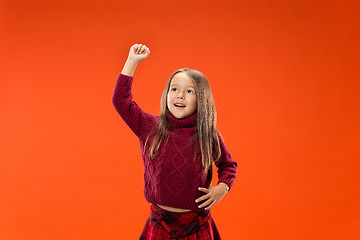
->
[217,178,235,191]
[116,73,133,88]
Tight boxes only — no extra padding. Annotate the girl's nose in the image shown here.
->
[177,91,184,99]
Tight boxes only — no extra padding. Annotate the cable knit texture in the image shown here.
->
[112,73,237,212]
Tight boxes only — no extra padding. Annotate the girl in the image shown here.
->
[112,43,237,239]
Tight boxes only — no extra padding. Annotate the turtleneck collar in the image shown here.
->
[168,112,198,128]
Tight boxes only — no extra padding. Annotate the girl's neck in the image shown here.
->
[168,112,197,128]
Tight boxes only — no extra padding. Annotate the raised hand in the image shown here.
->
[128,43,150,63]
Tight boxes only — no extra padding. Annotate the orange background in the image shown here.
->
[1,0,359,239]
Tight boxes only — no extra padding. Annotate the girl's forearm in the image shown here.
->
[121,57,139,76]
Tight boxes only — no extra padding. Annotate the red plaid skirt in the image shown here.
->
[139,204,221,239]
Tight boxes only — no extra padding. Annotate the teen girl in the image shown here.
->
[112,43,238,239]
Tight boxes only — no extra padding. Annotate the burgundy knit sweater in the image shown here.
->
[111,73,237,212]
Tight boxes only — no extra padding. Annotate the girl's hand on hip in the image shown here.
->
[195,182,229,210]
[128,43,150,63]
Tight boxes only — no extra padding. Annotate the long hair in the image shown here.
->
[144,68,221,175]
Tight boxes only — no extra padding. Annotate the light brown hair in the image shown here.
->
[144,68,221,175]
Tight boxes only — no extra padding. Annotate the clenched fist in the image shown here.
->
[128,43,150,63]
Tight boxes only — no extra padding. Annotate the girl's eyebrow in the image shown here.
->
[170,84,195,88]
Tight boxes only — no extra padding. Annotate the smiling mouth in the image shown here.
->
[174,103,186,108]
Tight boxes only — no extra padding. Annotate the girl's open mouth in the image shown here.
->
[174,103,186,108]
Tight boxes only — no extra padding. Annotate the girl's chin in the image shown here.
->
[173,114,186,119]
[168,107,196,119]
[169,111,187,119]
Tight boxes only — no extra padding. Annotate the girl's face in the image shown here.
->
[167,72,197,119]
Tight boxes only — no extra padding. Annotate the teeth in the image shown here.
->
[175,104,185,107]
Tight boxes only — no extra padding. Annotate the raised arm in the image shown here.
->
[112,44,156,138]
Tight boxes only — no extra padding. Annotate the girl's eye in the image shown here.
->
[187,89,194,94]
[171,88,177,92]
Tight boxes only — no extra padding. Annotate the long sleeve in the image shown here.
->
[111,73,157,138]
[214,130,238,191]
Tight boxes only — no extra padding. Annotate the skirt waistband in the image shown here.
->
[149,204,211,238]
